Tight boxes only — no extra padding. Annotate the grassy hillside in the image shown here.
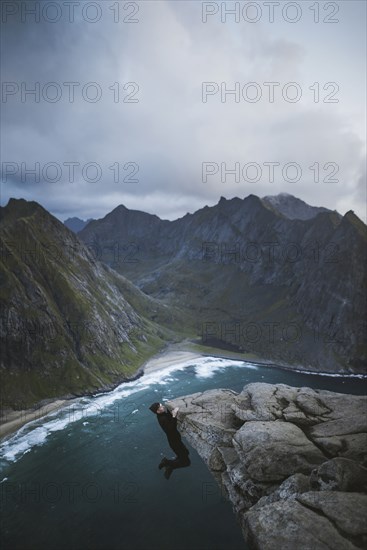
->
[0,199,180,408]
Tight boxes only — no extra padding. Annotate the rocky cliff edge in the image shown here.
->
[167,383,367,549]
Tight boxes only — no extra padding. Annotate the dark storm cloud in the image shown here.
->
[0,0,365,221]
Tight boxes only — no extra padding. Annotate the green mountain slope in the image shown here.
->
[0,199,180,408]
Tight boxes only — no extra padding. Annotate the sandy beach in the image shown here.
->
[0,343,204,442]
[142,349,203,375]
[0,339,267,443]
[0,399,80,440]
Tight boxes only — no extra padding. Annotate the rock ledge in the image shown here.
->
[167,383,367,549]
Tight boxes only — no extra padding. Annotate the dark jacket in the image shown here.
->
[157,409,189,457]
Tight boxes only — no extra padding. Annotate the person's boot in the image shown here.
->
[164,466,173,480]
[158,457,169,470]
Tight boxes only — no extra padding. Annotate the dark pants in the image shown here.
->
[164,455,191,469]
[165,435,191,469]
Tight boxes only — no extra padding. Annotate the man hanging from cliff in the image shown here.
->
[149,402,191,480]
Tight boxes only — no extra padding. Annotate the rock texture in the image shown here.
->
[167,383,367,550]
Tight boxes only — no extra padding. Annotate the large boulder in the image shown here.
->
[243,497,363,550]
[310,457,367,492]
[233,420,325,482]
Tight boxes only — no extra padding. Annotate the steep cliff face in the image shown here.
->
[167,384,367,550]
[0,199,177,408]
[79,194,367,373]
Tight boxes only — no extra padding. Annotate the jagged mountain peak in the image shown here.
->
[114,204,128,213]
[1,198,67,234]
[340,210,367,239]
[215,194,271,212]
[1,197,44,220]
[214,195,247,211]
[246,193,262,201]
[64,217,93,233]
[107,203,161,221]
[262,193,335,221]
[240,193,284,219]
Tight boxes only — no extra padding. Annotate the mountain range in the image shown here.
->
[1,194,366,408]
[79,194,367,373]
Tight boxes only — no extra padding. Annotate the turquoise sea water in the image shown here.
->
[0,357,366,550]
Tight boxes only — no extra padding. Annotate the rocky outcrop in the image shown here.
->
[167,383,367,550]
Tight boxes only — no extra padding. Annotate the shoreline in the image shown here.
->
[0,342,202,442]
[1,340,365,442]
[0,399,79,441]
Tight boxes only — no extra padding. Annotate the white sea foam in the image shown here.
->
[289,367,366,379]
[194,358,254,378]
[2,355,360,465]
[0,356,247,465]
[1,426,48,462]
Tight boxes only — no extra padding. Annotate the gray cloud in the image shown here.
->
[1,0,365,222]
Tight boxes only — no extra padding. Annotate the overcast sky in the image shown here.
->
[1,0,366,222]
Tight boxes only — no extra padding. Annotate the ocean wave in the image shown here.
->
[286,367,367,379]
[0,356,248,465]
[194,357,252,378]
